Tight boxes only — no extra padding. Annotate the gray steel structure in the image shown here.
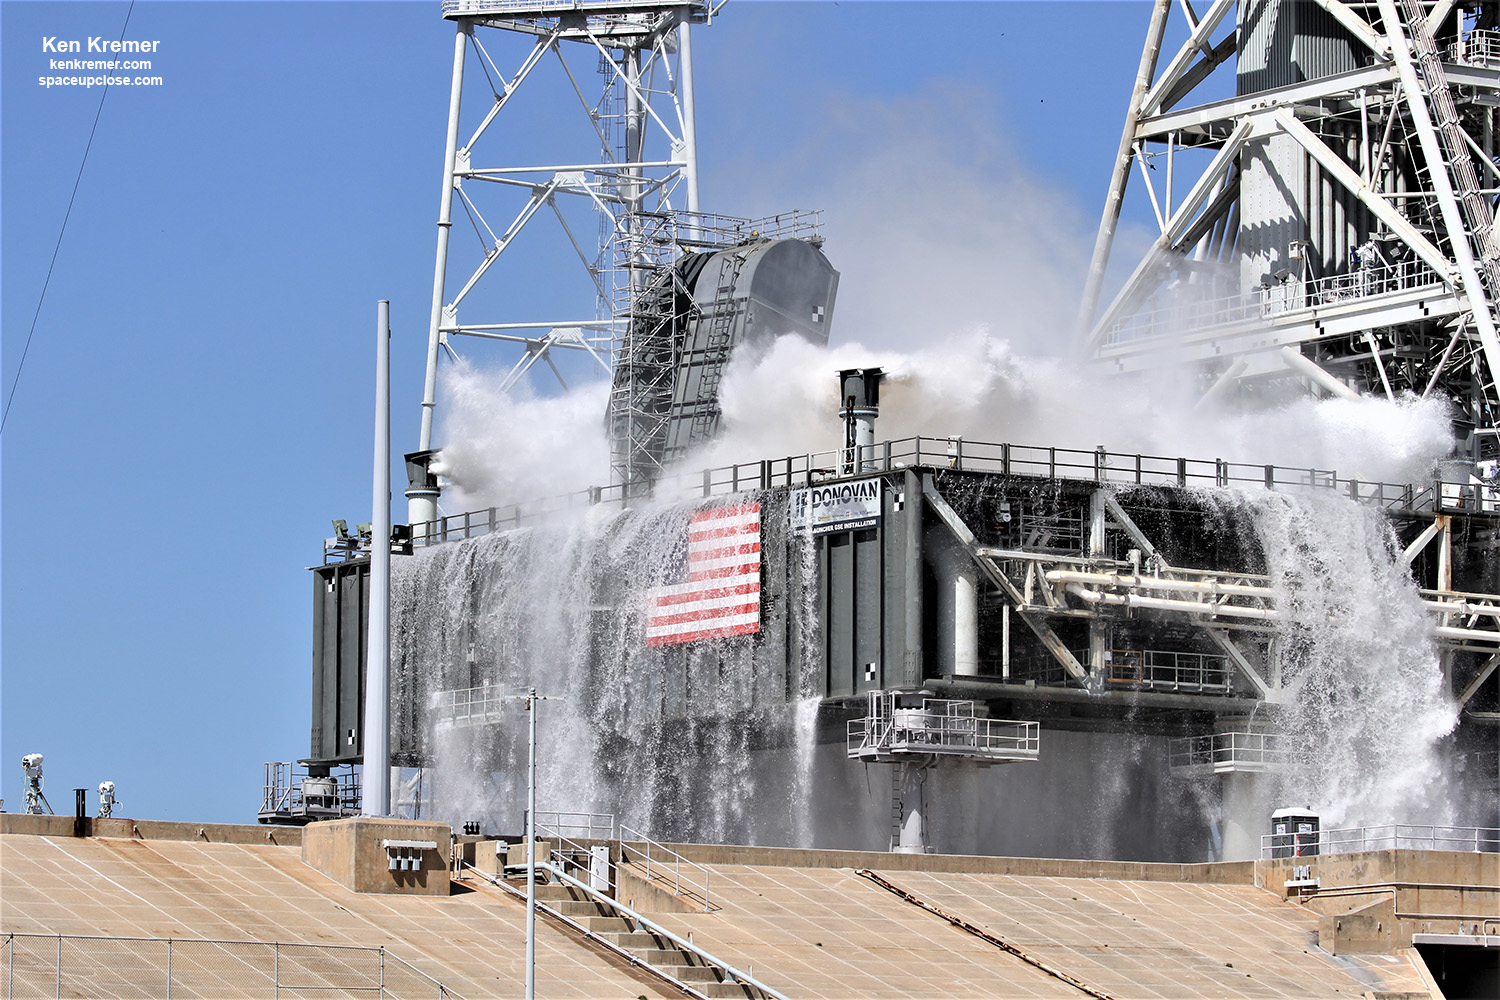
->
[410,0,714,524]
[608,233,839,491]
[309,439,1500,785]
[1081,0,1500,461]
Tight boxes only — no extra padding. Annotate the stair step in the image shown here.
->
[598,931,658,948]
[695,983,753,999]
[529,885,577,901]
[672,965,724,983]
[554,899,605,917]
[578,915,632,932]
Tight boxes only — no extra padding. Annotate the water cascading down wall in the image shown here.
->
[357,467,1487,859]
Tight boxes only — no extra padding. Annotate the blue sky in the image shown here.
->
[1,1,1178,821]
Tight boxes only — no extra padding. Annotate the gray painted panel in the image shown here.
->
[827,533,855,697]
[854,528,883,694]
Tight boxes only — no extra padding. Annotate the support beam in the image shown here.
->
[1272,107,1456,280]
[1376,0,1500,400]
[1102,494,1174,569]
[1401,517,1446,566]
[1078,0,1173,338]
[923,481,1090,682]
[1140,0,1237,119]
[1457,653,1500,708]
[1307,0,1390,60]
[1204,628,1276,701]
[1280,346,1362,400]
[1089,117,1254,349]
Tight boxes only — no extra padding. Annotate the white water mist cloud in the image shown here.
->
[697,332,1453,487]
[718,81,1113,353]
[430,361,609,512]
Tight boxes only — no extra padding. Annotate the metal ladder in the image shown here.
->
[1396,0,1500,287]
[688,251,748,441]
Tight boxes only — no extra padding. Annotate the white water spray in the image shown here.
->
[1239,489,1459,828]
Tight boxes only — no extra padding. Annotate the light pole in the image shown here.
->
[525,685,537,1000]
[513,686,551,1000]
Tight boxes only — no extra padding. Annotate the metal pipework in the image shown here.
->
[1065,583,1281,622]
[1045,568,1273,599]
[416,23,468,464]
[838,367,883,474]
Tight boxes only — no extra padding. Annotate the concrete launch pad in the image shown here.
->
[4,816,1489,999]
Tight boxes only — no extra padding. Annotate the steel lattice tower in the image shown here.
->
[409,0,713,524]
[1081,0,1500,464]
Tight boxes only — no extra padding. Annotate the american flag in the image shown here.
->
[645,503,761,646]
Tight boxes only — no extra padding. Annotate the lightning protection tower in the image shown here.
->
[1080,0,1500,463]
[410,0,714,525]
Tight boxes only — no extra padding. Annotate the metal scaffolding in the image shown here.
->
[1081,0,1500,462]
[411,0,713,521]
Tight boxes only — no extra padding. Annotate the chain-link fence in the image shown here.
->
[1,934,465,999]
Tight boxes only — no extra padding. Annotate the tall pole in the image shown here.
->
[1075,0,1172,343]
[414,23,469,523]
[363,300,392,818]
[525,685,537,1000]
[677,10,700,213]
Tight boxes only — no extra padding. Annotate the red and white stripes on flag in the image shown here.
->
[645,503,761,646]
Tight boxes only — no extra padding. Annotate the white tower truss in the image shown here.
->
[412,0,714,522]
[1082,0,1500,462]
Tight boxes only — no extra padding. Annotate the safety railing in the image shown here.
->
[0,934,463,999]
[1450,27,1500,65]
[441,0,706,17]
[259,762,360,822]
[1261,825,1500,859]
[429,685,511,728]
[383,435,1479,562]
[618,824,714,912]
[533,861,788,1000]
[1169,730,1294,773]
[848,695,1040,763]
[1098,258,1449,348]
[535,811,616,881]
[535,810,615,841]
[1103,649,1231,693]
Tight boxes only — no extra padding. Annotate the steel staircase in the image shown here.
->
[1396,0,1500,290]
[687,250,749,443]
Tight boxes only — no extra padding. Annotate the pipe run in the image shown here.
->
[1065,583,1281,622]
[1064,585,1500,644]
[1045,568,1272,600]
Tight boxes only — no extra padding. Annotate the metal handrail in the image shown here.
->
[1170,731,1293,770]
[1098,257,1447,348]
[1,932,462,999]
[463,862,718,1000]
[535,811,615,841]
[618,825,713,911]
[374,434,1474,563]
[536,861,789,1000]
[1260,824,1500,858]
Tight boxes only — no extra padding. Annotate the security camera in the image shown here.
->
[97,781,118,818]
[22,753,43,771]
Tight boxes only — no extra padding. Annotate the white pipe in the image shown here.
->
[1066,583,1281,621]
[1280,346,1361,400]
[1066,583,1500,643]
[417,25,468,458]
[677,12,699,213]
[363,300,392,817]
[954,562,979,677]
[525,686,537,1000]
[1046,569,1272,599]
